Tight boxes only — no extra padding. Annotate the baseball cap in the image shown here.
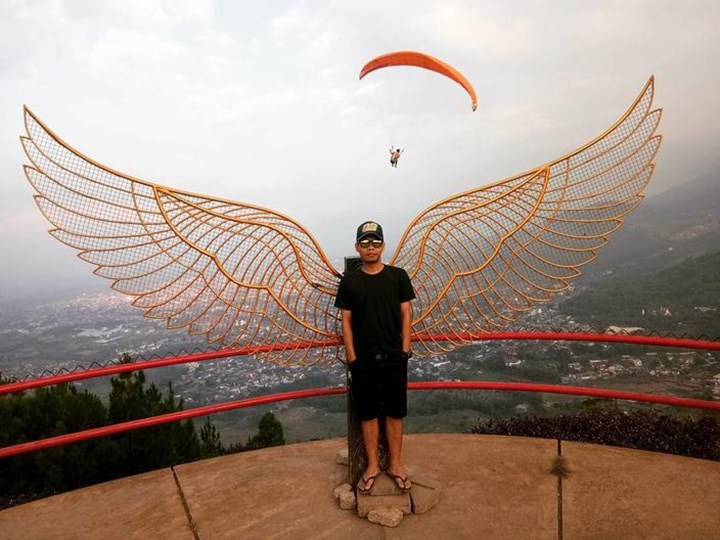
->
[356,221,384,242]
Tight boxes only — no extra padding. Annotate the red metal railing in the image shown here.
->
[1,381,718,459]
[2,332,718,459]
[3,331,719,396]
[444,331,720,350]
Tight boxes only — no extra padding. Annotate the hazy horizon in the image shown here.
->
[2,1,720,301]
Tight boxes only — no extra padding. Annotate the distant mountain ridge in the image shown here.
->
[576,171,720,282]
[561,250,720,338]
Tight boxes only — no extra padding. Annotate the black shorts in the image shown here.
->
[349,352,408,421]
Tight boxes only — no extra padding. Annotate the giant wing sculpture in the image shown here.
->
[391,77,661,355]
[21,77,661,364]
[21,112,343,366]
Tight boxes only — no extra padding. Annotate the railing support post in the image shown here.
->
[346,365,363,487]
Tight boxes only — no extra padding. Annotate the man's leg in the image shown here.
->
[354,359,382,491]
[384,355,411,489]
[386,416,410,488]
[358,418,380,491]
[360,418,381,489]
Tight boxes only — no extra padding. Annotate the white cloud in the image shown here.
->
[270,5,304,38]
[203,54,235,77]
[195,28,236,51]
[268,4,341,55]
[181,79,298,126]
[63,0,214,30]
[161,0,214,25]
[79,29,184,74]
[309,31,338,53]
[413,4,539,59]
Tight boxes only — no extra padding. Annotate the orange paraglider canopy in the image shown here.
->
[359,51,478,111]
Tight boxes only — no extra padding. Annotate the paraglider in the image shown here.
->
[360,51,478,166]
[359,51,478,112]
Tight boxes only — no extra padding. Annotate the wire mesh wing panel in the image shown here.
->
[21,110,342,365]
[391,78,662,355]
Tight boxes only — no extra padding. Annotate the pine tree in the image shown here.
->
[0,354,226,509]
[0,383,111,507]
[200,416,224,458]
[245,412,285,450]
[108,366,200,475]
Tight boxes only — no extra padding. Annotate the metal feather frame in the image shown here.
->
[393,77,662,355]
[21,77,662,365]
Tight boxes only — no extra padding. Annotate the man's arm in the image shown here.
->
[400,300,412,353]
[340,309,357,363]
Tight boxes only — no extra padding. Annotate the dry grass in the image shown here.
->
[551,456,570,479]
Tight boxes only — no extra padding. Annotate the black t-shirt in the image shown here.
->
[334,264,416,357]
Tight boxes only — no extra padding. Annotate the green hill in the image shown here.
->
[577,171,720,282]
[560,251,720,337]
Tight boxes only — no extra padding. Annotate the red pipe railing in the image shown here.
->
[0,340,338,395]
[3,332,719,396]
[1,381,718,459]
[443,331,720,350]
[410,381,720,410]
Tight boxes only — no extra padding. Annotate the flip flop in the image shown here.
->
[358,473,379,494]
[389,473,412,491]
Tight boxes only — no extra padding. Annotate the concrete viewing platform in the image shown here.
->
[1,434,719,539]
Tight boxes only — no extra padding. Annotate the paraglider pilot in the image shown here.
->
[389,146,403,168]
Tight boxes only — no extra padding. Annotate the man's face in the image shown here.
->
[355,236,384,263]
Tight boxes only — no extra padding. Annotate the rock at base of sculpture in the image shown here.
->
[331,447,443,525]
[332,483,352,499]
[336,448,349,466]
[367,507,404,528]
[408,475,442,515]
[339,490,357,510]
[356,490,412,518]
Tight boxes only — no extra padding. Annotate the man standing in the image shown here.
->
[334,221,416,493]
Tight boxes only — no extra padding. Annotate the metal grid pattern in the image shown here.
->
[21,113,343,366]
[390,78,662,355]
[21,78,661,364]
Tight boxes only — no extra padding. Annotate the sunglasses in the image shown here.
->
[358,239,384,249]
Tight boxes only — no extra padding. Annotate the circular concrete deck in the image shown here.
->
[1,434,719,539]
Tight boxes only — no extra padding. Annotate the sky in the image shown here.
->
[1,0,719,301]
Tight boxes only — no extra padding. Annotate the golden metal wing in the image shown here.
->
[390,77,662,355]
[21,109,342,366]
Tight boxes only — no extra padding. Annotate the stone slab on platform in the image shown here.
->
[408,475,442,514]
[0,468,192,540]
[561,441,720,539]
[367,472,406,496]
[357,490,412,517]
